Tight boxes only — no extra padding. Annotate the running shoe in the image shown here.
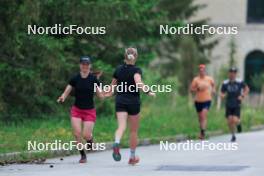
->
[79,155,87,163]
[231,135,236,142]
[128,156,140,165]
[112,144,121,161]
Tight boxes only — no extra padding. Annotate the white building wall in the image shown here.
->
[192,0,264,80]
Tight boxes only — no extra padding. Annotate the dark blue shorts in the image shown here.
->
[225,106,241,118]
[195,101,211,112]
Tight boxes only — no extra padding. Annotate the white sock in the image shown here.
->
[114,136,120,144]
[130,149,136,158]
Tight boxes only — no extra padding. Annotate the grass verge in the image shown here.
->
[1,93,264,162]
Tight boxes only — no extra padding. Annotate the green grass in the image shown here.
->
[1,93,264,158]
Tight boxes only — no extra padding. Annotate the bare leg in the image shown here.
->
[227,116,239,142]
[83,121,95,151]
[114,112,128,144]
[83,121,94,140]
[198,109,208,139]
[128,114,140,151]
[112,112,128,161]
[200,109,208,129]
[71,117,86,162]
[128,114,140,164]
[71,117,82,144]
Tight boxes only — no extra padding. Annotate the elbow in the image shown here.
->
[190,88,195,93]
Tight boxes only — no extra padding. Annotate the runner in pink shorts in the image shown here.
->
[57,56,104,163]
[70,106,96,122]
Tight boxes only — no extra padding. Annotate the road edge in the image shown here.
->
[1,125,264,164]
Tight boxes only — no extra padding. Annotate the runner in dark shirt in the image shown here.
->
[105,47,155,165]
[57,56,104,163]
[69,73,100,109]
[113,64,142,105]
[221,67,249,142]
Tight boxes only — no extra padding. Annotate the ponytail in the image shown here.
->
[125,47,138,61]
[127,54,135,60]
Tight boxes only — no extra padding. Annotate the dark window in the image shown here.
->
[247,0,264,23]
[245,50,264,92]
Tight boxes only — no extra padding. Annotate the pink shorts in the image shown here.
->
[70,106,96,122]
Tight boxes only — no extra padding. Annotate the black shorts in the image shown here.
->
[195,101,211,112]
[115,103,140,115]
[225,107,241,118]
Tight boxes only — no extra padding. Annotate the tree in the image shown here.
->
[151,0,217,95]
[228,37,237,67]
[0,0,216,119]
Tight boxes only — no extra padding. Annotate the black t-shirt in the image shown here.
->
[69,73,100,109]
[113,64,142,104]
[221,79,247,108]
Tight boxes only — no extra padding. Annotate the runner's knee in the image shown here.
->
[233,117,239,123]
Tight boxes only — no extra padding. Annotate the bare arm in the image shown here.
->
[243,85,250,96]
[220,83,226,99]
[211,80,216,95]
[96,86,105,99]
[220,91,226,99]
[104,79,117,98]
[239,85,250,100]
[190,79,197,93]
[134,73,156,97]
[57,85,72,103]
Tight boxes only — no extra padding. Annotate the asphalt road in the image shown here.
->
[1,130,263,176]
